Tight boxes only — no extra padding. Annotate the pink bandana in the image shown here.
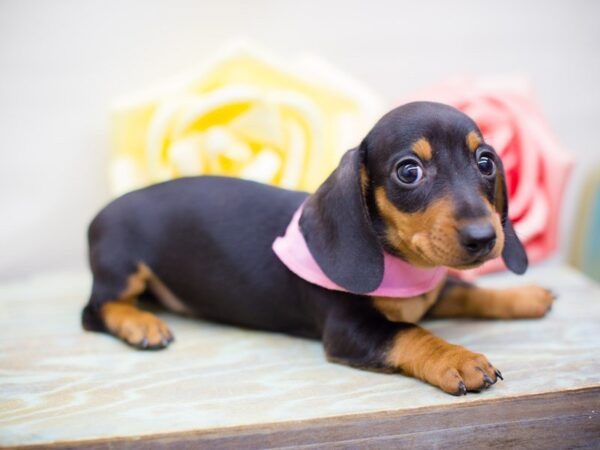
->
[272,207,448,297]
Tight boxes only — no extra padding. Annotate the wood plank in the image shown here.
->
[18,387,600,449]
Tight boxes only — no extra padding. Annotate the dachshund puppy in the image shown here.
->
[82,101,554,395]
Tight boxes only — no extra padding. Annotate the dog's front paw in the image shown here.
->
[101,303,174,350]
[389,329,501,395]
[504,285,555,319]
[426,347,501,396]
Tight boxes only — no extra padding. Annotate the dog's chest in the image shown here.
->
[371,282,444,323]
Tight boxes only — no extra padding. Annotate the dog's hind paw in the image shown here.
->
[100,302,174,350]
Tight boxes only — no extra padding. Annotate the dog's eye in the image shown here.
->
[396,160,424,185]
[477,153,496,177]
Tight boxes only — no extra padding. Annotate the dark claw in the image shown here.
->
[160,337,168,347]
[145,340,169,351]
[495,369,503,380]
[139,337,149,349]
[483,374,494,386]
[456,381,467,396]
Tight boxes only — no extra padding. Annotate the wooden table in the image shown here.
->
[1,265,599,448]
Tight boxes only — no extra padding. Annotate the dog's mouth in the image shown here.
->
[450,246,501,270]
[451,257,488,270]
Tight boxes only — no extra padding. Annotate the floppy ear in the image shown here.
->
[299,145,383,294]
[495,156,528,274]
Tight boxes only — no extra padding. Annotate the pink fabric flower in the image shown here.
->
[407,78,573,276]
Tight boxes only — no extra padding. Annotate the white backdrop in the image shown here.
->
[1,0,599,280]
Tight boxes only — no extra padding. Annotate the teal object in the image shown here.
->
[571,169,600,282]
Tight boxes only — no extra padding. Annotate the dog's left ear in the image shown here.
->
[495,155,528,274]
[299,144,383,294]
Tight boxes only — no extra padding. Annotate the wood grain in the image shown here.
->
[1,266,599,448]
[13,387,600,449]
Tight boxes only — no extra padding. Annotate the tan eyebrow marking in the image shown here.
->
[466,131,482,152]
[412,138,433,160]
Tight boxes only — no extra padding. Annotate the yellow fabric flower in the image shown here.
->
[110,42,382,195]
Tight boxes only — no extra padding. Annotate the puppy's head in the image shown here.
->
[300,101,527,294]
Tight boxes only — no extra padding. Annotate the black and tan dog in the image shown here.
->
[82,101,554,395]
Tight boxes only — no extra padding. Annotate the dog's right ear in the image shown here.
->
[494,155,528,275]
[299,144,384,294]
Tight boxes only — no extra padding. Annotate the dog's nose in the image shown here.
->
[459,223,496,256]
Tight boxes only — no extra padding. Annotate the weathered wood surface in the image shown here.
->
[1,265,599,448]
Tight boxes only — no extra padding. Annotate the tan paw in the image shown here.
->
[388,328,502,395]
[430,347,501,396]
[101,303,174,350]
[504,285,555,319]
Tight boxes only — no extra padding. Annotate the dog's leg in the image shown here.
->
[82,263,173,350]
[322,303,500,395]
[428,277,555,320]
